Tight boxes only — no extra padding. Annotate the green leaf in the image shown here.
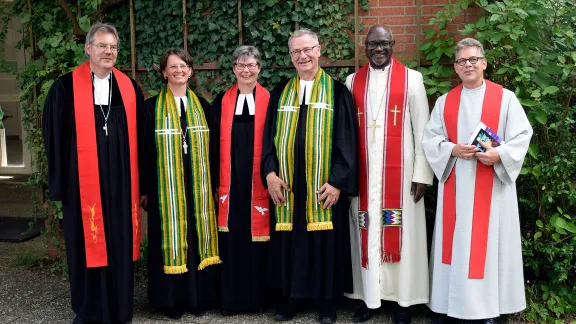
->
[542,85,559,95]
[533,231,542,240]
[552,233,561,242]
[536,220,544,228]
[564,223,576,234]
[528,143,539,159]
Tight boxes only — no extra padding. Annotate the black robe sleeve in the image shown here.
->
[260,80,289,188]
[327,83,358,196]
[43,78,72,201]
[139,95,157,196]
[208,93,224,196]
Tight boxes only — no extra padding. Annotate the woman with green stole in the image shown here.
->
[140,48,220,320]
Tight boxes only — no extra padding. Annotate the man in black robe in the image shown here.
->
[261,28,358,324]
[43,22,145,324]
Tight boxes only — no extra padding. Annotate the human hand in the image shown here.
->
[475,141,501,166]
[317,182,341,209]
[451,144,479,160]
[266,172,290,205]
[410,182,427,203]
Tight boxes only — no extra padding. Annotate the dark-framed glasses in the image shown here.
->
[167,64,190,71]
[365,41,393,49]
[93,43,119,52]
[455,56,485,66]
[234,63,259,71]
[289,45,319,58]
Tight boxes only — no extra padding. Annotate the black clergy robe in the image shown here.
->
[140,95,218,313]
[42,72,145,323]
[260,78,358,302]
[210,89,269,312]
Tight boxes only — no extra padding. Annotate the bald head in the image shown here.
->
[365,25,395,69]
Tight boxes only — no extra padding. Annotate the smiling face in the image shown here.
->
[233,56,261,88]
[365,26,395,69]
[289,34,321,80]
[454,46,487,89]
[85,31,118,72]
[162,54,192,87]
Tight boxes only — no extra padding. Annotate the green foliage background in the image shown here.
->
[2,0,575,322]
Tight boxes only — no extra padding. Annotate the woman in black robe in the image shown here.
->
[140,48,219,320]
[209,45,270,315]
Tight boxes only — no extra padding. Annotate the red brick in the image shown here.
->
[422,0,450,4]
[379,0,415,6]
[362,18,378,26]
[404,44,418,52]
[405,26,418,34]
[395,34,415,43]
[381,16,415,25]
[370,7,406,16]
[405,7,417,14]
[422,5,443,15]
[453,14,466,23]
[394,53,418,61]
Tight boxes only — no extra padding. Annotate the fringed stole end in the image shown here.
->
[382,252,401,263]
[218,226,230,232]
[252,236,270,242]
[276,223,293,231]
[307,221,333,231]
[164,264,189,274]
[197,256,222,270]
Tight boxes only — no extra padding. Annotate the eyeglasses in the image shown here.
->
[289,45,319,58]
[167,64,190,71]
[455,56,485,66]
[234,63,259,71]
[92,43,119,52]
[365,41,393,49]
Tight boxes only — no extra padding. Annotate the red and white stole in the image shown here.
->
[72,61,140,268]
[443,80,503,279]
[351,58,408,268]
[217,83,271,241]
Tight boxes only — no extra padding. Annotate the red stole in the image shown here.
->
[443,80,503,279]
[72,61,140,268]
[217,83,271,241]
[351,58,408,268]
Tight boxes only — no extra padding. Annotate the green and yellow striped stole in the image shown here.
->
[155,86,221,274]
[274,68,335,231]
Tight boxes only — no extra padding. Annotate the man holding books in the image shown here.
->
[422,38,533,324]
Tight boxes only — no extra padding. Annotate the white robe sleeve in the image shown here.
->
[409,71,434,185]
[422,95,457,183]
[493,92,533,184]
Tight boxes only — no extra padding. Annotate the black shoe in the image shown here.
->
[479,318,498,324]
[220,308,237,316]
[274,302,297,321]
[430,313,448,324]
[163,308,184,320]
[394,306,411,324]
[352,306,373,323]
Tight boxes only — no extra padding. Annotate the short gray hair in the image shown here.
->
[454,37,485,58]
[288,28,319,50]
[232,45,262,67]
[85,22,119,57]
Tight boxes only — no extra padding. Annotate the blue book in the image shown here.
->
[468,122,504,152]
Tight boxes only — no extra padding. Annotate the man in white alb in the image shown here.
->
[345,25,433,324]
[422,38,532,324]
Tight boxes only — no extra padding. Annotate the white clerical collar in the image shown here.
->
[174,96,187,116]
[236,93,255,115]
[92,72,111,105]
[299,79,314,105]
[369,64,390,74]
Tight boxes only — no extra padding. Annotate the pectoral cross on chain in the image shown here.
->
[357,108,363,125]
[390,105,401,126]
[182,141,189,154]
[367,120,381,144]
[103,124,108,136]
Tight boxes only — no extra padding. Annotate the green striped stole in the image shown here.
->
[155,86,220,273]
[274,68,335,231]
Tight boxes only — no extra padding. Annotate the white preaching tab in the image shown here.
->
[299,80,314,105]
[235,93,255,115]
[174,96,187,117]
[311,102,332,111]
[93,74,111,105]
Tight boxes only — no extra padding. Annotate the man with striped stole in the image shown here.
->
[344,25,434,324]
[261,28,358,324]
[139,49,220,320]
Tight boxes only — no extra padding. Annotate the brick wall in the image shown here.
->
[357,0,483,64]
